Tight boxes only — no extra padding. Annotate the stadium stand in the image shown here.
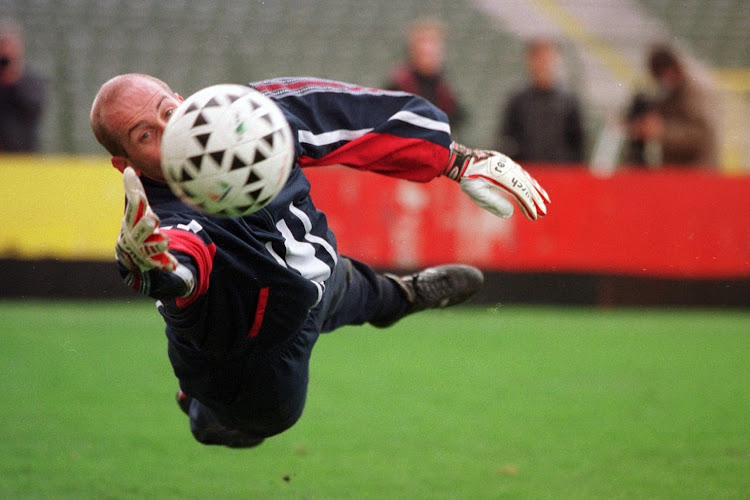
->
[634,0,750,171]
[636,0,750,67]
[4,0,750,165]
[4,0,525,154]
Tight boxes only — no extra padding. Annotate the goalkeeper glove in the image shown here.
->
[115,167,194,298]
[443,142,550,220]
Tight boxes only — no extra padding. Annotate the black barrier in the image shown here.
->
[2,259,749,307]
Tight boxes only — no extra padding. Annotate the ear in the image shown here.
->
[175,92,184,103]
[111,156,129,173]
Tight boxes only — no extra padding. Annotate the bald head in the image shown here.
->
[90,73,173,156]
[406,18,447,77]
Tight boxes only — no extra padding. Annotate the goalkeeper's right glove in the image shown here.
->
[115,167,194,298]
[443,142,550,220]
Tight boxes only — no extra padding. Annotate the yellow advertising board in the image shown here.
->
[0,155,122,261]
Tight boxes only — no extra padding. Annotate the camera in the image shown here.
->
[626,93,657,122]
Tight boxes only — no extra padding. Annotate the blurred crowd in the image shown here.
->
[0,14,722,171]
[384,18,719,172]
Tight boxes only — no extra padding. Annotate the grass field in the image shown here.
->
[1,300,748,499]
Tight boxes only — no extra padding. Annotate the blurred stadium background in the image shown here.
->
[1,0,749,306]
[4,0,750,166]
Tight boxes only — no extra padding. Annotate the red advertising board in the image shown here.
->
[306,166,750,279]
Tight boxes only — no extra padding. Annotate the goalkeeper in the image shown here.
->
[90,74,549,448]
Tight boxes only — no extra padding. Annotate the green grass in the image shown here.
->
[1,300,749,499]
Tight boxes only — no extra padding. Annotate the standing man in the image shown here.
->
[90,74,548,448]
[0,19,46,152]
[496,38,585,164]
[624,44,717,168]
[386,18,467,131]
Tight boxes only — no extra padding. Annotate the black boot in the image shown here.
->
[371,264,484,328]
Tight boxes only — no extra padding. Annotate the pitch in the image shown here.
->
[1,301,748,498]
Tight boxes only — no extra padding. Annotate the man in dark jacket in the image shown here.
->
[0,19,46,152]
[496,39,585,165]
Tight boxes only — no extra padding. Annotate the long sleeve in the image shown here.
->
[143,171,332,353]
[661,88,716,165]
[252,77,453,182]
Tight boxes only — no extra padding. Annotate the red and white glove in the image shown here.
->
[115,168,194,298]
[443,142,550,220]
[116,167,178,273]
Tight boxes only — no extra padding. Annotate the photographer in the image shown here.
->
[623,44,717,169]
[0,19,46,153]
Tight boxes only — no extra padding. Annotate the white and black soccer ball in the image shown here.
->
[160,84,294,217]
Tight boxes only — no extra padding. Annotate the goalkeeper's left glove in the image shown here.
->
[115,167,194,298]
[443,142,550,220]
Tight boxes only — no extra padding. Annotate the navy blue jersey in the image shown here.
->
[149,77,452,359]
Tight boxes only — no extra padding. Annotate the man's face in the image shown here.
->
[0,35,24,85]
[528,44,559,90]
[106,78,182,181]
[654,66,682,94]
[409,28,445,77]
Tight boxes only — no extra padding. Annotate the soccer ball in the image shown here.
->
[160,84,294,217]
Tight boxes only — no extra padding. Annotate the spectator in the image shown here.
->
[624,44,718,168]
[496,38,585,164]
[0,19,46,153]
[386,18,466,130]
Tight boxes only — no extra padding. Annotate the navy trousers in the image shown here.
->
[180,255,408,441]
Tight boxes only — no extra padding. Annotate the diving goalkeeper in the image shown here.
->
[90,73,549,448]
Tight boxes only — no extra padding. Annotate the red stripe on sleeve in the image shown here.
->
[299,133,449,182]
[247,287,270,338]
[252,78,383,97]
[162,228,216,308]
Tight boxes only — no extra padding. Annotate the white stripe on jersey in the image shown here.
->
[389,111,452,134]
[297,110,449,148]
[288,204,338,264]
[298,128,373,147]
[269,218,332,283]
